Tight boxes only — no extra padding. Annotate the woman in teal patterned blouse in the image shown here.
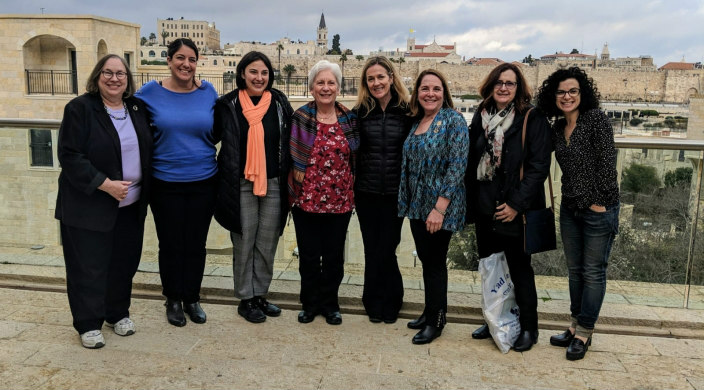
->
[399,69,469,345]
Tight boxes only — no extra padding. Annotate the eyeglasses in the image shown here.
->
[556,88,580,98]
[101,70,127,80]
[494,81,517,90]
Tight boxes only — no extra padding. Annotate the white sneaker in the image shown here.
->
[106,317,136,336]
[80,330,105,349]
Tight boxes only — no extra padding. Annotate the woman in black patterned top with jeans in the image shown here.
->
[536,67,620,361]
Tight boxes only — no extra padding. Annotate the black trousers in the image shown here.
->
[150,176,216,304]
[292,207,351,314]
[356,192,404,320]
[61,203,144,334]
[475,215,538,332]
[409,219,452,316]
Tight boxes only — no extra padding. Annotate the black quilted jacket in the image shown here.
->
[353,96,412,195]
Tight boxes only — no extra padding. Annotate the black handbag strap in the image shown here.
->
[519,108,555,211]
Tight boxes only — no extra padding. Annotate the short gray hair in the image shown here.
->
[308,60,342,90]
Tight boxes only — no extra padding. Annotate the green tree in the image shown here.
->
[161,30,169,46]
[522,54,534,64]
[282,64,296,95]
[327,34,341,55]
[149,32,156,43]
[355,55,364,61]
[664,167,693,188]
[570,48,579,54]
[140,36,147,46]
[621,163,661,194]
[629,118,643,126]
[664,117,677,129]
[398,57,405,75]
[276,43,284,72]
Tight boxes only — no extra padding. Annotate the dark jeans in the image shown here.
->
[560,202,620,330]
[150,176,216,304]
[62,203,144,334]
[475,215,539,332]
[409,219,452,316]
[292,207,351,314]
[356,192,404,320]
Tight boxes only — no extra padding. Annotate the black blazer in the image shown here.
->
[55,93,153,232]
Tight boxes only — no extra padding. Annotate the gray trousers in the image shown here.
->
[231,178,281,300]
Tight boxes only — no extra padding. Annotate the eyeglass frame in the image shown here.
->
[493,80,518,90]
[101,70,127,80]
[556,88,580,98]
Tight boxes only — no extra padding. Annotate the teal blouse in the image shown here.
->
[398,108,469,232]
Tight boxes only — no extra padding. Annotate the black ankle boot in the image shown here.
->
[165,298,186,327]
[513,330,539,352]
[566,336,591,360]
[412,310,445,345]
[471,323,491,339]
[407,314,426,330]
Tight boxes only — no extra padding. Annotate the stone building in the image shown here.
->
[157,17,220,51]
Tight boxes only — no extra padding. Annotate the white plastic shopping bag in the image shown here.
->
[478,251,521,353]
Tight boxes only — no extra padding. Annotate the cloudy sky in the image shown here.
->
[6,0,703,66]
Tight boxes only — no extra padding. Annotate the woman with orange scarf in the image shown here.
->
[213,51,293,323]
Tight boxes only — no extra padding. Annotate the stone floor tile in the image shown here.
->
[0,363,62,390]
[588,333,660,355]
[580,369,696,390]
[202,264,219,276]
[448,282,473,294]
[278,270,300,281]
[688,376,704,390]
[0,320,35,339]
[624,295,686,308]
[0,339,45,363]
[649,337,704,359]
[318,369,429,390]
[545,289,570,300]
[403,279,421,290]
[42,369,191,390]
[136,262,159,273]
[523,343,626,372]
[602,292,629,304]
[618,353,704,378]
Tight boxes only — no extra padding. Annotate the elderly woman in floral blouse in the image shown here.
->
[399,69,468,345]
[288,60,359,326]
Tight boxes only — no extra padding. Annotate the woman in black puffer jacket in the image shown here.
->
[353,56,413,324]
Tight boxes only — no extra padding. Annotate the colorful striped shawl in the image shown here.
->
[287,100,359,206]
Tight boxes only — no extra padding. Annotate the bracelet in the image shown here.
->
[433,207,446,216]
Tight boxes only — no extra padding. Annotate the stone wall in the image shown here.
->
[0,15,140,120]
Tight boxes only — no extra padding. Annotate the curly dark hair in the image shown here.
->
[536,66,600,118]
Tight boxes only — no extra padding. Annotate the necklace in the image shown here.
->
[104,101,128,121]
[317,111,336,121]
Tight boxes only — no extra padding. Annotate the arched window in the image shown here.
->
[213,59,217,65]
[161,51,167,57]
[148,50,155,57]
[297,49,300,54]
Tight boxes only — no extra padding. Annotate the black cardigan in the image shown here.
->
[55,93,153,232]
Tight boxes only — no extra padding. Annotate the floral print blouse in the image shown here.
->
[398,108,469,232]
[295,122,354,213]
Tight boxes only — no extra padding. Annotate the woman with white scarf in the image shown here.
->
[465,63,552,352]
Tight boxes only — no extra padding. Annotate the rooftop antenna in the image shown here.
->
[40,7,45,14]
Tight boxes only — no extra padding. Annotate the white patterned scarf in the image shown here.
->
[477,102,515,181]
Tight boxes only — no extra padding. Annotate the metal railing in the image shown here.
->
[25,70,77,95]
[25,70,360,98]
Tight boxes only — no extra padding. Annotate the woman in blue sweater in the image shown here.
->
[136,38,219,327]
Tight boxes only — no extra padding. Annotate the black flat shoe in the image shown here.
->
[297,310,317,324]
[238,299,266,323]
[550,329,575,347]
[165,299,186,327]
[324,311,342,325]
[412,325,443,344]
[183,302,207,324]
[472,323,491,339]
[513,330,539,352]
[407,315,426,330]
[382,317,397,324]
[566,337,591,360]
[368,316,383,323]
[255,296,281,317]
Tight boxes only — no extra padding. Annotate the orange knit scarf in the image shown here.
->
[239,89,272,196]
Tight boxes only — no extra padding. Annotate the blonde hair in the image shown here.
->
[354,56,410,116]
